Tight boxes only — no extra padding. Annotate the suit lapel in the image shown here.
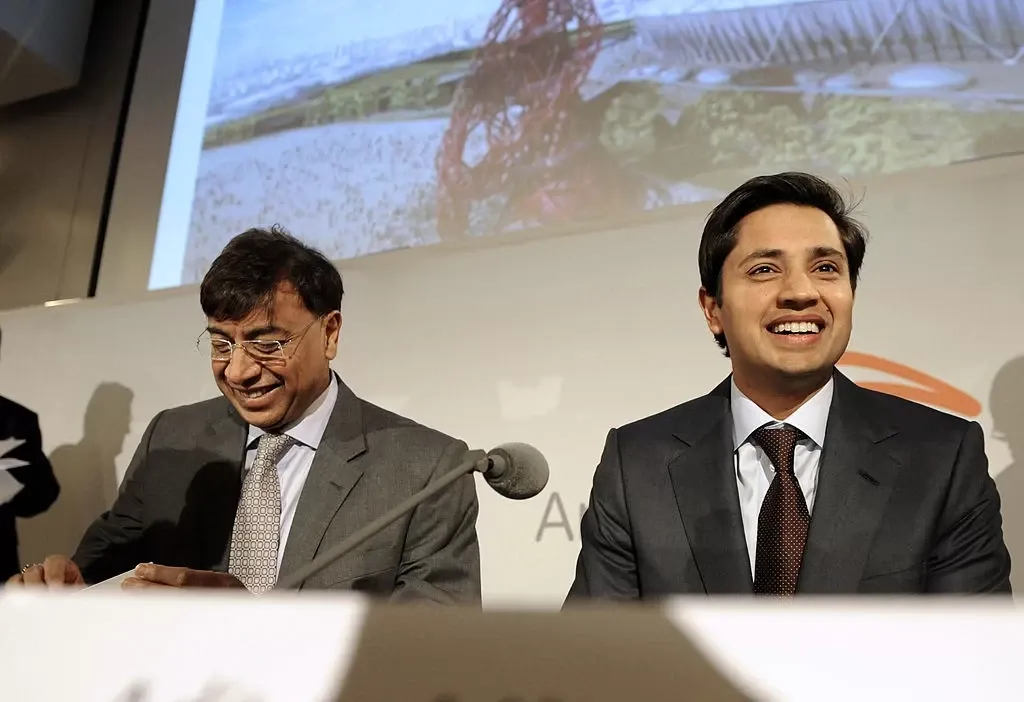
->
[278,377,367,584]
[668,380,753,594]
[200,404,249,571]
[798,372,901,593]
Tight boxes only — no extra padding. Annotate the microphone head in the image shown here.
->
[484,442,549,500]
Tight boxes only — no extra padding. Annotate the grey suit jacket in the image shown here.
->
[73,377,481,603]
[566,371,1011,599]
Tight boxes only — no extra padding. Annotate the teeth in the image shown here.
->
[771,321,821,334]
[242,387,275,399]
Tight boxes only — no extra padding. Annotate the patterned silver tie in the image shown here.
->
[229,433,295,594]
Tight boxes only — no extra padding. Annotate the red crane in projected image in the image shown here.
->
[436,0,643,239]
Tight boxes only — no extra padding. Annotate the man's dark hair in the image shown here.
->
[200,225,343,321]
[697,172,868,355]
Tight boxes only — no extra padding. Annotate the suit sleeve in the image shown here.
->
[564,428,639,603]
[5,410,59,518]
[71,412,163,584]
[390,439,482,605]
[926,421,1012,594]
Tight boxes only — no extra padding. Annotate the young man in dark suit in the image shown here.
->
[0,327,60,581]
[567,172,1011,598]
[9,228,480,602]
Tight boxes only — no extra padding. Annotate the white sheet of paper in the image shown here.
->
[0,437,26,457]
[0,469,23,505]
[668,599,1024,701]
[0,437,28,505]
[82,569,135,590]
[0,590,368,701]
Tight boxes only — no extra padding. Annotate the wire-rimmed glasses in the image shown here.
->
[196,317,323,364]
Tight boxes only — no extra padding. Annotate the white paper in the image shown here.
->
[82,569,135,591]
[0,437,28,505]
[0,437,29,470]
[0,590,369,701]
[667,598,1024,701]
[0,470,22,504]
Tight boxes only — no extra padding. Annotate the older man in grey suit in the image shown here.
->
[9,227,480,603]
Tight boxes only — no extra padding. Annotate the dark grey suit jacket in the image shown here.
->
[73,378,481,603]
[566,372,1011,599]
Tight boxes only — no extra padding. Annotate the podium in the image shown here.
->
[0,590,1019,701]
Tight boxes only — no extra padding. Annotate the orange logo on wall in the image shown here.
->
[838,352,981,418]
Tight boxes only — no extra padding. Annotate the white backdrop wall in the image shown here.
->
[2,157,1023,605]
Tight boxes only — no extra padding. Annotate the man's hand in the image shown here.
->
[121,564,246,590]
[6,554,85,589]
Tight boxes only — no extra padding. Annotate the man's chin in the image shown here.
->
[232,403,287,431]
[770,357,837,386]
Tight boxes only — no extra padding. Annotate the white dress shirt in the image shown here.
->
[731,377,834,577]
[244,374,337,573]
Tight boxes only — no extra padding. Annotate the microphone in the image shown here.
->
[275,443,548,590]
[481,442,549,500]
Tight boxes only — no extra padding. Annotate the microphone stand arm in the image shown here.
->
[275,450,487,590]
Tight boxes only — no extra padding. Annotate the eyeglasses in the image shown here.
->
[197,317,323,363]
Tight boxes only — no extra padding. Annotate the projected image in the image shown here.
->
[180,0,1024,284]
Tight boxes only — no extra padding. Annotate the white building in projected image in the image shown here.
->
[635,0,1023,67]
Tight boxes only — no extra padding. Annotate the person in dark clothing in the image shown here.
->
[0,326,60,580]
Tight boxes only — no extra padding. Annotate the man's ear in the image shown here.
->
[698,287,723,336]
[324,310,342,360]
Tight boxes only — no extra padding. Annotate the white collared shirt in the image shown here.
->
[731,377,834,577]
[245,374,337,573]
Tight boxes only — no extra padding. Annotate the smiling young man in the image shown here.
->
[566,172,1011,599]
[9,227,481,602]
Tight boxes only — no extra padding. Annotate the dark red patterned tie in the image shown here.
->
[752,424,808,596]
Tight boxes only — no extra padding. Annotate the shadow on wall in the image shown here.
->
[991,356,1024,594]
[18,383,134,562]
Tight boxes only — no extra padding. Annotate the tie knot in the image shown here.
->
[258,433,295,464]
[752,424,803,474]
